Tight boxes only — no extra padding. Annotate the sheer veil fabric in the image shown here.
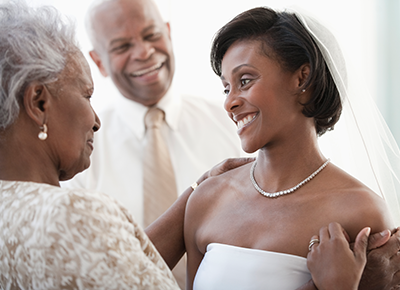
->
[288,8,400,222]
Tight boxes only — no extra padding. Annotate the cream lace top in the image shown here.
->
[0,180,179,290]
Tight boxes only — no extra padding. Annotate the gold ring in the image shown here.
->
[191,182,198,191]
[308,238,320,251]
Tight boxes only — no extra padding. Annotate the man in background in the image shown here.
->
[63,0,243,287]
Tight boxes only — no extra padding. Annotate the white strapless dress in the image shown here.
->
[193,243,311,290]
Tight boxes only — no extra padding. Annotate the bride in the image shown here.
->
[184,6,399,290]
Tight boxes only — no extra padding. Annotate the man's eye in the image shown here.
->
[145,32,162,41]
[110,43,132,53]
[223,89,230,96]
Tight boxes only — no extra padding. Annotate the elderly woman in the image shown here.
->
[0,1,182,288]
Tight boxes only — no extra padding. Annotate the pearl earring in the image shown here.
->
[38,124,48,140]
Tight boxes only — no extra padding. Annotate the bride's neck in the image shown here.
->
[254,133,325,192]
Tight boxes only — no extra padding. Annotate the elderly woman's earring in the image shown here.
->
[38,124,48,140]
[301,89,306,93]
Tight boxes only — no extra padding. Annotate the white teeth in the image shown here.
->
[237,114,256,130]
[131,63,163,77]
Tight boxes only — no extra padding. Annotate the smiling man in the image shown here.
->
[70,0,244,225]
[63,0,243,288]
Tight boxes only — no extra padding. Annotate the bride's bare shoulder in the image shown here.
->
[193,161,252,195]
[321,163,394,232]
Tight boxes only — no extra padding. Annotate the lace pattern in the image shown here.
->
[0,180,179,290]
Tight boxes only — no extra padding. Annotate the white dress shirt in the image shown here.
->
[63,88,243,226]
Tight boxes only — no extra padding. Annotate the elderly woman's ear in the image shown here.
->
[23,82,49,126]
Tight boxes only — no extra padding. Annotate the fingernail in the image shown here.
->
[380,229,390,237]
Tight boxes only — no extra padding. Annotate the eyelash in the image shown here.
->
[223,78,251,95]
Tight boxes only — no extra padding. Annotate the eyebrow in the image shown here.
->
[109,37,132,48]
[108,24,159,48]
[220,63,255,80]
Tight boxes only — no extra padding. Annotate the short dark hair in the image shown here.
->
[210,7,342,136]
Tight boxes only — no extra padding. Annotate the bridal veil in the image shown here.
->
[292,8,400,222]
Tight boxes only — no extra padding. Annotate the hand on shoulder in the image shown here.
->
[307,222,370,290]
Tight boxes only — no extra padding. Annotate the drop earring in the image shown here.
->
[38,124,48,140]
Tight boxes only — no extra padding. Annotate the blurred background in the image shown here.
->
[25,0,400,146]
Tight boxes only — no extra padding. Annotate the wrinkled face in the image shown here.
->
[46,51,101,181]
[91,0,175,106]
[221,40,304,153]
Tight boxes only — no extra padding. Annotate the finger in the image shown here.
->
[367,229,391,250]
[391,226,400,235]
[327,222,347,240]
[342,226,351,243]
[387,231,400,259]
[223,157,255,171]
[308,235,320,252]
[353,227,370,264]
[210,157,255,176]
[392,268,400,286]
[319,225,330,243]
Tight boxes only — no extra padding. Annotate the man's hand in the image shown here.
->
[359,227,400,290]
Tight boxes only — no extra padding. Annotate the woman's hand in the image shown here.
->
[307,222,370,290]
[195,157,255,186]
[145,157,254,269]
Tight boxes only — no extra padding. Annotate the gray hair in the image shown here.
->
[0,0,79,130]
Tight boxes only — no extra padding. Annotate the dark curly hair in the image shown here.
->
[210,7,342,136]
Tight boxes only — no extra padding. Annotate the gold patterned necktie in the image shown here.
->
[143,107,177,228]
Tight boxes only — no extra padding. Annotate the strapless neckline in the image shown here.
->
[193,242,311,290]
[206,242,307,260]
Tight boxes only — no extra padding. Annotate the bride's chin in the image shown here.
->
[240,142,259,154]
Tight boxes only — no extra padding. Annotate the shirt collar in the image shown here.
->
[157,85,181,132]
[115,85,182,140]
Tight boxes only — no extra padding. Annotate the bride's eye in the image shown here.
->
[222,84,230,96]
[240,79,251,86]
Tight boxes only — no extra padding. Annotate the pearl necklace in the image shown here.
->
[250,159,330,198]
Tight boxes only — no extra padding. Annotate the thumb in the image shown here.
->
[353,227,371,264]
[367,229,391,250]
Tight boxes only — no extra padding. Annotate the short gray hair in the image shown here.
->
[0,0,79,130]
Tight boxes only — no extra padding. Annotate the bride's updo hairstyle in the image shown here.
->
[210,7,342,137]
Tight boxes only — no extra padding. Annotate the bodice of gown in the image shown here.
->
[194,243,311,290]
